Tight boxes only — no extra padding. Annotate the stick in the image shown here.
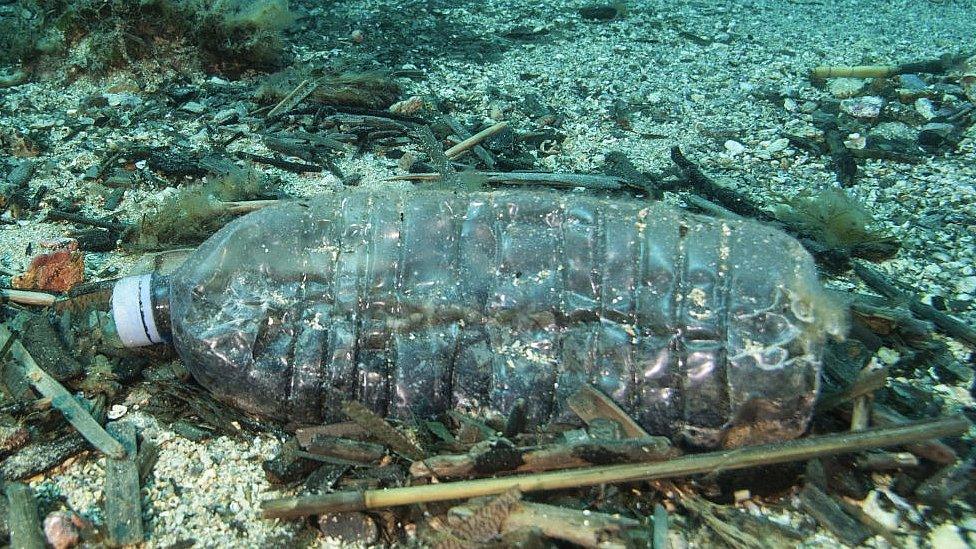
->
[816,365,888,412]
[267,78,320,119]
[0,433,88,481]
[218,200,280,215]
[388,171,628,190]
[854,261,976,348]
[410,436,675,479]
[810,53,972,79]
[798,484,871,546]
[445,122,508,159]
[236,151,323,173]
[567,385,651,439]
[105,421,143,546]
[872,405,957,464]
[47,210,131,232]
[303,435,386,465]
[342,401,425,461]
[668,147,773,221]
[4,482,45,549]
[261,415,969,518]
[0,325,125,459]
[652,503,669,549]
[503,501,641,549]
[0,288,57,307]
[441,114,496,168]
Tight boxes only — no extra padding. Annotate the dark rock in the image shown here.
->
[317,512,379,545]
[579,4,625,20]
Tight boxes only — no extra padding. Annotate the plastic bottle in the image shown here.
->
[111,190,846,448]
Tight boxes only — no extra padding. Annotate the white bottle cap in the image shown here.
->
[111,274,164,347]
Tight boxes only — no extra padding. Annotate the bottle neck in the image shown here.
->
[110,273,171,347]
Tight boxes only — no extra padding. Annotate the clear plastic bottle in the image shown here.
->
[112,190,846,448]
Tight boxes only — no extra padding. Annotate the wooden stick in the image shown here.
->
[810,65,897,79]
[441,114,496,169]
[387,171,628,190]
[0,433,88,481]
[854,261,976,348]
[218,199,280,215]
[798,484,870,546]
[567,385,651,439]
[0,288,57,307]
[261,415,969,518]
[871,405,957,464]
[811,53,972,80]
[652,503,669,549]
[445,122,508,159]
[503,501,640,549]
[410,436,675,479]
[105,421,143,546]
[267,78,320,119]
[342,401,425,461]
[816,365,887,412]
[0,325,125,459]
[4,482,45,549]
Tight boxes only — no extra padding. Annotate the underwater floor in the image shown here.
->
[1,0,975,546]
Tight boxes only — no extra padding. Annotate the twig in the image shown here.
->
[388,171,628,190]
[445,122,508,159]
[236,151,323,173]
[798,484,871,546]
[854,261,976,348]
[0,288,57,307]
[833,496,904,548]
[855,451,918,471]
[567,385,651,439]
[105,421,143,546]
[503,501,641,549]
[441,114,496,169]
[342,401,425,461]
[810,53,973,79]
[0,433,88,481]
[47,210,131,232]
[872,405,957,464]
[303,435,386,465]
[4,482,45,549]
[267,78,320,119]
[218,200,280,215]
[261,415,969,518]
[652,503,669,549]
[816,365,888,412]
[410,436,676,479]
[668,147,773,221]
[0,325,125,459]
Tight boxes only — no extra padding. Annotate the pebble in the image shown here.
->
[840,96,885,118]
[44,511,81,549]
[766,137,789,154]
[915,97,938,120]
[107,404,127,420]
[180,101,206,114]
[828,77,868,98]
[724,140,746,156]
[930,523,968,549]
[956,276,976,295]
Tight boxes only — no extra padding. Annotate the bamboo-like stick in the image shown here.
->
[810,65,897,79]
[445,121,508,159]
[262,415,969,519]
[0,288,57,307]
[0,325,126,459]
[219,200,281,215]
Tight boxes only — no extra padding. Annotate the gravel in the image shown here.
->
[2,0,974,546]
